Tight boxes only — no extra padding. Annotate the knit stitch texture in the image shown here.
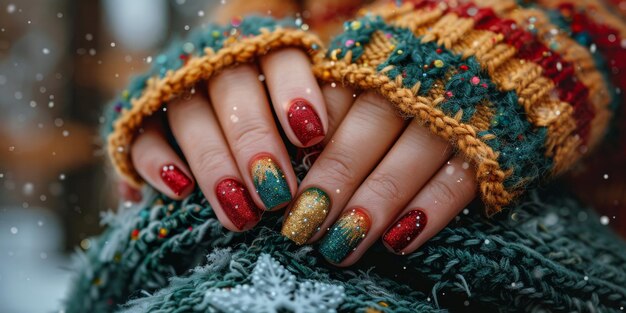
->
[63,170,626,312]
[104,0,623,214]
[73,0,626,312]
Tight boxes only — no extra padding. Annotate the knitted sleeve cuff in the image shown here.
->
[313,0,617,215]
[105,0,620,215]
[104,16,324,187]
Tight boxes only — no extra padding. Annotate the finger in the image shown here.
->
[382,155,477,254]
[117,180,143,202]
[320,84,355,143]
[208,65,296,211]
[295,84,355,170]
[167,91,262,231]
[318,122,453,265]
[281,92,405,245]
[260,48,328,147]
[130,116,194,200]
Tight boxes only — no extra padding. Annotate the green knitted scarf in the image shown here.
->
[63,157,626,312]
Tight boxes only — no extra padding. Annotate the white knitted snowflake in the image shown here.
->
[200,254,345,313]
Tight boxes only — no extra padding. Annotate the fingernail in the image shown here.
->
[216,178,262,230]
[250,155,291,210]
[160,164,192,196]
[288,99,324,146]
[383,209,427,252]
[281,187,330,245]
[319,208,370,263]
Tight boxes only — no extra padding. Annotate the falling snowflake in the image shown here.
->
[201,254,345,313]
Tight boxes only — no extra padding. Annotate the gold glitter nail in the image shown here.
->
[281,187,330,245]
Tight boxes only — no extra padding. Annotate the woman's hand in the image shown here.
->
[129,48,331,232]
[282,89,478,266]
[126,47,478,266]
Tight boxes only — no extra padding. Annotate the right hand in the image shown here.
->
[128,48,350,232]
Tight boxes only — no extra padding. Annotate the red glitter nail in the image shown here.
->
[215,178,262,230]
[287,99,324,146]
[383,209,427,252]
[160,164,192,196]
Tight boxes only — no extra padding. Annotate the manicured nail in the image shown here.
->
[319,208,370,263]
[281,187,330,245]
[160,164,192,196]
[288,98,324,146]
[383,209,427,252]
[250,155,291,210]
[216,178,262,230]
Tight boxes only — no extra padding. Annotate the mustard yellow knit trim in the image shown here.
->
[381,1,610,176]
[358,31,397,68]
[469,101,496,132]
[108,28,324,187]
[506,8,612,162]
[313,60,516,214]
[454,0,612,172]
[382,9,581,176]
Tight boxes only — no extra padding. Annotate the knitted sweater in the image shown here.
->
[66,0,626,312]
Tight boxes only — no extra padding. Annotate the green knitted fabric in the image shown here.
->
[63,159,626,313]
[63,186,441,313]
[79,7,626,313]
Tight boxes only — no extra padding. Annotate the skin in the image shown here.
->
[128,48,478,266]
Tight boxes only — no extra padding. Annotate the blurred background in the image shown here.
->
[0,1,218,312]
[0,0,625,312]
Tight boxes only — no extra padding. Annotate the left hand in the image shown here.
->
[282,87,478,266]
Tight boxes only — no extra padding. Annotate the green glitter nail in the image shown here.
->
[251,155,291,210]
[319,208,370,263]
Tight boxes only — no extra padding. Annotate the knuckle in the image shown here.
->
[213,65,258,90]
[356,91,396,116]
[230,121,273,154]
[130,138,157,171]
[132,153,158,175]
[277,83,310,99]
[192,146,228,175]
[425,179,461,208]
[363,173,404,201]
[357,91,385,107]
[408,125,435,147]
[314,148,356,185]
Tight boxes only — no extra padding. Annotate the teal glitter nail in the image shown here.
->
[319,208,370,263]
[251,155,292,210]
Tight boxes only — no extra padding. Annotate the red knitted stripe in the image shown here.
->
[559,3,626,159]
[559,3,626,110]
[454,4,594,142]
[405,0,595,143]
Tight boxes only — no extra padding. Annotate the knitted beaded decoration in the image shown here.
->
[104,0,622,215]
